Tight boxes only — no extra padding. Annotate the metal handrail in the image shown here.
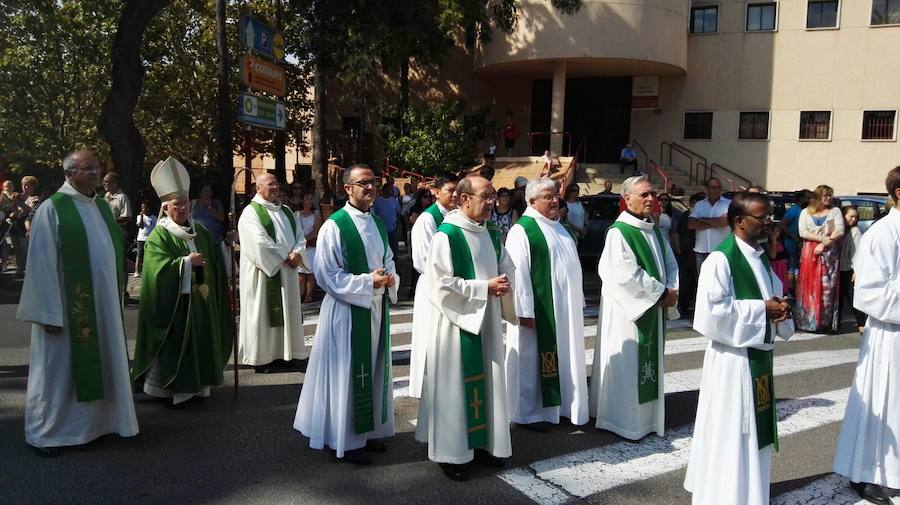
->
[631,138,670,192]
[708,162,751,191]
[383,160,432,183]
[527,131,573,156]
[660,141,708,185]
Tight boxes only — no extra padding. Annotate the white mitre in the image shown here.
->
[151,157,190,201]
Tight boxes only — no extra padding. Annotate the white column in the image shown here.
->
[550,61,567,155]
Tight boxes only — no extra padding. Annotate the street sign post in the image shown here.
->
[237,93,285,130]
[240,16,283,62]
[241,54,286,96]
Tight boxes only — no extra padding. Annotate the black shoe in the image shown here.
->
[29,444,60,458]
[253,365,271,374]
[439,463,468,481]
[852,481,891,504]
[364,439,387,453]
[474,449,506,468]
[519,422,552,433]
[333,448,372,465]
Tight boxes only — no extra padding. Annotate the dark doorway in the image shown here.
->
[530,77,632,163]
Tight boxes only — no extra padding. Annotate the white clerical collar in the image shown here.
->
[735,234,765,258]
[59,181,96,204]
[252,193,281,210]
[436,202,450,215]
[158,216,196,240]
[523,205,555,224]
[617,210,654,230]
[343,202,371,217]
[889,206,900,222]
[444,208,485,232]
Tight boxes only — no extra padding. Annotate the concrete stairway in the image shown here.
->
[575,163,705,198]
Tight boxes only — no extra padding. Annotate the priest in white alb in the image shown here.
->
[833,167,900,505]
[415,175,517,482]
[590,174,678,440]
[408,173,458,399]
[294,164,399,465]
[505,178,588,431]
[17,150,138,456]
[684,192,794,505]
[237,172,308,371]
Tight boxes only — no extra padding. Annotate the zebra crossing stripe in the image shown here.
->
[392,347,858,398]
[771,473,900,505]
[498,387,852,504]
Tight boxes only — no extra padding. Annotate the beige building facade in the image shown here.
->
[319,0,898,195]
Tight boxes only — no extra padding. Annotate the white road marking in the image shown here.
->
[499,388,852,504]
[771,473,900,505]
[393,347,857,399]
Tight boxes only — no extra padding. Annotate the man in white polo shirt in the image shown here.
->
[688,177,731,270]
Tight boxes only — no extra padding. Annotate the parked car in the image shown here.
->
[835,195,889,233]
[577,194,621,260]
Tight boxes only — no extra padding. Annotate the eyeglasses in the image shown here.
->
[347,179,380,189]
[743,213,773,223]
[464,192,497,203]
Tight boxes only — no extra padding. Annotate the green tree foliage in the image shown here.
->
[0,1,118,171]
[377,101,476,176]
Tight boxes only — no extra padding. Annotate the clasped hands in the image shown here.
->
[488,274,510,298]
[372,268,396,288]
[765,297,792,323]
[658,288,678,308]
[285,251,302,269]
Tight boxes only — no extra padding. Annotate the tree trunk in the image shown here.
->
[272,0,287,184]
[97,0,170,204]
[215,0,232,190]
[399,56,410,111]
[312,58,327,200]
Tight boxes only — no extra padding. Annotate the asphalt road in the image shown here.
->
[0,257,884,505]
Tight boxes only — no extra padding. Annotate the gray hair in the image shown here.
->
[62,152,80,176]
[525,178,557,203]
[621,174,650,197]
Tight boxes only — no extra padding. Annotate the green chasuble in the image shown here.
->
[250,202,297,327]
[514,216,561,408]
[437,221,501,449]
[49,193,125,402]
[329,208,391,435]
[715,234,778,450]
[132,223,234,394]
[608,221,667,405]
[424,203,445,227]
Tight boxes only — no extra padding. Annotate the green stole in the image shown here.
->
[716,234,778,450]
[514,215,561,408]
[608,220,667,404]
[436,220,501,449]
[249,201,297,327]
[329,208,391,435]
[49,192,125,402]
[424,203,445,227]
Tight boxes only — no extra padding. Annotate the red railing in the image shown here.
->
[660,141,708,186]
[383,160,433,183]
[698,162,751,191]
[527,131,573,156]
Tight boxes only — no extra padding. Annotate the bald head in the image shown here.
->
[458,176,495,222]
[256,172,280,203]
[62,150,101,197]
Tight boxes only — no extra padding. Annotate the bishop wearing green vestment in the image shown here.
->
[132,158,233,405]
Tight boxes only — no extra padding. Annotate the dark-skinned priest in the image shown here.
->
[684,192,794,505]
[415,175,518,481]
[131,158,233,405]
[505,178,588,431]
[590,174,679,440]
[295,164,399,465]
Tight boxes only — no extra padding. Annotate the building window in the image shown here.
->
[684,112,714,140]
[862,110,896,140]
[807,0,839,28]
[691,5,719,33]
[799,111,832,140]
[747,2,777,31]
[739,112,770,140]
[872,0,900,25]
